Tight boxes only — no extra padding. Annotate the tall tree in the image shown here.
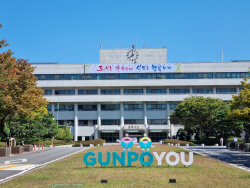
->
[170,96,228,138]
[228,74,250,131]
[0,23,48,139]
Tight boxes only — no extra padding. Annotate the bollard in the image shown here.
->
[170,143,173,146]
[34,143,36,151]
[185,144,189,147]
[38,144,40,150]
[42,142,44,149]
[167,143,170,145]
[201,144,204,146]
[244,144,249,152]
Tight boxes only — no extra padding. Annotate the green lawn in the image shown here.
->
[2,145,250,188]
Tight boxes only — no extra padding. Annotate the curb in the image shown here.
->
[0,147,90,184]
[184,148,250,173]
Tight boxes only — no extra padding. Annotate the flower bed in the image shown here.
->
[0,148,11,157]
[164,139,196,146]
[11,146,24,154]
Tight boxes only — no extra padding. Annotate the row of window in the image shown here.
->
[44,88,243,95]
[46,104,177,111]
[35,72,250,80]
[58,119,168,126]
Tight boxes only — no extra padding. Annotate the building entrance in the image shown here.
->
[101,132,119,143]
[124,131,144,142]
[149,132,167,142]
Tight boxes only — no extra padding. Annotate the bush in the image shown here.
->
[226,137,242,142]
[164,139,196,146]
[73,139,104,147]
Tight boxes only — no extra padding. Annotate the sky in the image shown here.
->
[0,0,250,64]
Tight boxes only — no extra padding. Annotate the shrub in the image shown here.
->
[164,139,196,146]
[73,139,104,147]
[226,137,242,142]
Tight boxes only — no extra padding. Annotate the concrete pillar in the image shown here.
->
[119,102,124,140]
[166,87,169,94]
[167,102,170,117]
[143,102,148,135]
[213,87,216,94]
[98,88,101,95]
[236,86,240,94]
[51,103,55,114]
[52,88,55,95]
[189,87,193,94]
[170,124,173,138]
[97,103,101,126]
[121,87,124,95]
[74,103,78,141]
[143,87,146,95]
[75,88,78,95]
[94,125,99,139]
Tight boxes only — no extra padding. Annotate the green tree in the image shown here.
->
[0,23,48,140]
[54,125,73,142]
[170,96,228,138]
[228,75,250,131]
[6,112,59,144]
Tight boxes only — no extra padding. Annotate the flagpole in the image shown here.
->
[57,101,59,125]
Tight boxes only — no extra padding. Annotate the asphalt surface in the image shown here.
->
[180,146,250,172]
[0,147,88,180]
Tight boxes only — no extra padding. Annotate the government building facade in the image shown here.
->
[32,48,250,142]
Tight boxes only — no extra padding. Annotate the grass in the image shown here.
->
[2,145,250,188]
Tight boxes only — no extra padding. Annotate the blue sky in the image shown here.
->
[0,0,250,64]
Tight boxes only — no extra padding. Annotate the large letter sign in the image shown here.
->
[83,134,193,167]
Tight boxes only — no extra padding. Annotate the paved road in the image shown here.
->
[180,146,250,172]
[0,147,88,181]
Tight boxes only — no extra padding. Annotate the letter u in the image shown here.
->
[98,152,111,166]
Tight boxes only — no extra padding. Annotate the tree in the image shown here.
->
[228,75,250,131]
[170,96,228,138]
[0,24,48,139]
[6,112,59,143]
[54,125,73,142]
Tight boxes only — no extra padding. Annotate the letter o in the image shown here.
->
[165,152,180,166]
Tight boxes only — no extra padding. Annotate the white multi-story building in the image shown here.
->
[32,47,250,142]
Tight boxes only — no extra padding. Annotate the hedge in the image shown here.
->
[164,139,196,146]
[72,139,104,147]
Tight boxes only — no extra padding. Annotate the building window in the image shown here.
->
[67,120,74,126]
[101,104,120,111]
[124,89,143,94]
[146,89,166,94]
[78,90,97,95]
[78,105,97,111]
[55,105,74,111]
[193,88,213,94]
[79,120,88,126]
[124,104,143,111]
[55,90,75,95]
[101,89,120,95]
[46,104,51,111]
[170,89,189,94]
[44,90,52,95]
[239,88,244,92]
[101,119,120,125]
[170,104,178,111]
[124,119,144,124]
[147,104,166,110]
[216,88,236,94]
[148,119,167,125]
[57,120,74,126]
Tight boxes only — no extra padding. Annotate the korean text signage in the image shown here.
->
[85,63,181,74]
[83,134,193,167]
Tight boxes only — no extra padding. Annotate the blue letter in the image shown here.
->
[98,152,110,166]
[113,152,125,166]
[140,152,153,166]
[128,152,139,165]
[83,152,96,166]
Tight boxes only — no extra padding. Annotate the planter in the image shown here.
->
[229,142,235,149]
[0,148,11,157]
[24,145,33,152]
[11,146,24,154]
